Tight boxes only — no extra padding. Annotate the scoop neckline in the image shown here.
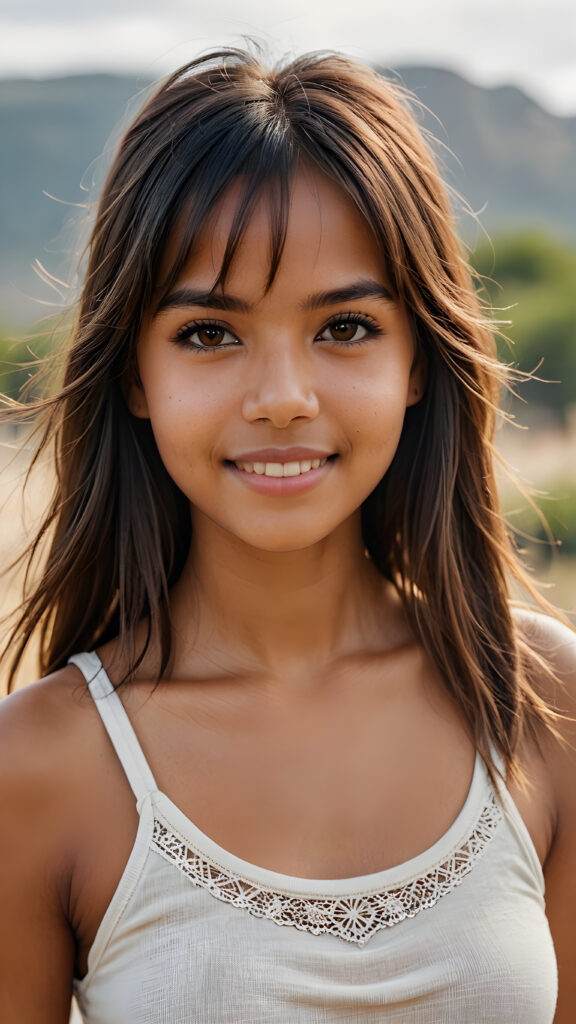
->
[85,651,495,898]
[151,748,490,897]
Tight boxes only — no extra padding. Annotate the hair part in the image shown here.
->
[1,45,571,786]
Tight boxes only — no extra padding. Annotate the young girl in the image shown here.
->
[0,47,574,1024]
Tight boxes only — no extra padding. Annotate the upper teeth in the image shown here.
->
[234,458,328,477]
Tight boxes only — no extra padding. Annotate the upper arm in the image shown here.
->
[519,613,576,1024]
[0,677,79,1023]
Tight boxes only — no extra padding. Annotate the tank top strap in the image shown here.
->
[68,650,158,808]
[488,740,507,784]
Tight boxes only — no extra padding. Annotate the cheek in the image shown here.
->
[142,358,218,443]
[342,369,411,447]
[344,377,411,497]
[141,372,220,490]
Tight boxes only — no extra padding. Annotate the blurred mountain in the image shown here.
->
[0,67,575,325]
[394,66,576,237]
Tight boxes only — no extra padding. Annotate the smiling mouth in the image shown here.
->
[225,454,339,478]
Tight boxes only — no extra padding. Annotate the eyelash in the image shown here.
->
[172,312,385,353]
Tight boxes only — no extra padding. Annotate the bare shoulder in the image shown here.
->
[512,604,576,712]
[512,603,576,658]
[0,663,103,870]
[511,605,576,777]
[0,664,97,1022]
[511,610,576,1021]
[0,664,96,798]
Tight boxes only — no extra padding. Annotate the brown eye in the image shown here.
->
[329,321,361,342]
[316,317,376,345]
[174,321,238,352]
[196,326,226,347]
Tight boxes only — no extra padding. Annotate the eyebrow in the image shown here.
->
[301,281,393,310]
[154,279,393,317]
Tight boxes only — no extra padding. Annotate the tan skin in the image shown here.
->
[0,167,575,1021]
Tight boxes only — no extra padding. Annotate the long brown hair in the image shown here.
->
[1,46,569,783]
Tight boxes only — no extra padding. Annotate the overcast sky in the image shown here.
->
[1,0,575,115]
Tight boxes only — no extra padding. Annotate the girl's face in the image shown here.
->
[130,166,425,553]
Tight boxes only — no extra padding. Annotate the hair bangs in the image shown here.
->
[153,110,297,309]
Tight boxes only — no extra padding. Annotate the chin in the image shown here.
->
[231,527,335,555]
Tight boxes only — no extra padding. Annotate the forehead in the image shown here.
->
[158,165,388,302]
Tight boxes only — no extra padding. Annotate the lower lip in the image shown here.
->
[224,458,337,496]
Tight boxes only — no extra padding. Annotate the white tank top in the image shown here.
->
[69,651,558,1023]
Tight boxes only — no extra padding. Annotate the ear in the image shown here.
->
[406,349,428,408]
[122,365,150,419]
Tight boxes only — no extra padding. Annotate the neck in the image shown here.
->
[168,509,396,687]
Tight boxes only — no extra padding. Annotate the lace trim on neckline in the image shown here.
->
[150,792,503,946]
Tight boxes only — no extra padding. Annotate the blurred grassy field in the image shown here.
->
[495,421,576,619]
[0,432,47,689]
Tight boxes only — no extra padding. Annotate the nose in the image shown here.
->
[241,342,320,426]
